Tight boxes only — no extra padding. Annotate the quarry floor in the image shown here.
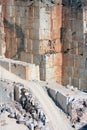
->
[0,112,29,130]
[0,66,75,130]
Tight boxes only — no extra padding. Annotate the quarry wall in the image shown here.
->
[0,56,39,80]
[1,0,63,84]
[62,0,87,90]
[0,3,6,56]
[0,0,87,89]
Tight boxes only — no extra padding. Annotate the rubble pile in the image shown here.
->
[0,80,49,130]
[68,97,87,129]
[17,88,49,130]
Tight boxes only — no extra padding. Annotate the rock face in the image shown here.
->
[0,56,40,81]
[0,4,6,56]
[0,0,87,89]
[0,0,63,84]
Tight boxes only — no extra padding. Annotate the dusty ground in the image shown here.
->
[0,112,29,130]
[0,66,75,130]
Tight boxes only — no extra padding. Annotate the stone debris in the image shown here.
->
[68,98,87,129]
[0,79,49,130]
[18,88,49,130]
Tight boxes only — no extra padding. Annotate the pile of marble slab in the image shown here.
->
[47,83,87,129]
